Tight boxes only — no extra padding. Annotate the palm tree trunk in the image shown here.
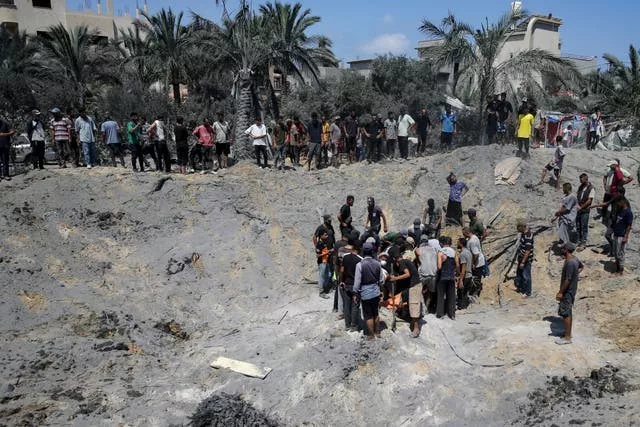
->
[234,74,253,159]
[173,82,182,106]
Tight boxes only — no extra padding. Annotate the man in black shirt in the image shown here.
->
[363,114,383,163]
[342,111,359,164]
[340,246,363,331]
[390,254,423,337]
[486,96,499,145]
[306,112,323,171]
[365,196,388,234]
[174,116,189,174]
[0,116,15,180]
[497,92,513,145]
[415,108,432,155]
[314,214,335,250]
[338,195,354,236]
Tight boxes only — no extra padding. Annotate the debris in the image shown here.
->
[494,157,522,185]
[150,176,172,193]
[277,311,288,325]
[93,341,128,352]
[211,356,272,379]
[154,320,189,340]
[190,393,279,427]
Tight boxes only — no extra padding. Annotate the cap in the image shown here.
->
[413,218,421,225]
[406,236,415,246]
[564,241,576,252]
[420,235,429,242]
[608,160,619,166]
[50,107,61,114]
[468,208,477,216]
[363,242,375,252]
[32,109,41,115]
[365,237,376,244]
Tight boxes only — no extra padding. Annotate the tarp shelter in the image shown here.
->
[538,111,587,147]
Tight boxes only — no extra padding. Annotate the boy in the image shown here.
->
[539,137,566,190]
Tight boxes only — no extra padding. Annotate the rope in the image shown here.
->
[438,325,523,368]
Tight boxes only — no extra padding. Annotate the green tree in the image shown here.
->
[601,45,640,118]
[136,8,195,105]
[419,11,581,142]
[0,29,40,111]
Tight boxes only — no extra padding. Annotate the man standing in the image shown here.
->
[383,111,397,160]
[611,197,633,276]
[515,220,534,297]
[315,230,333,299]
[485,96,499,145]
[363,114,383,163]
[539,142,566,190]
[353,242,385,339]
[436,236,458,319]
[516,106,535,158]
[365,196,388,234]
[66,109,80,167]
[587,108,601,150]
[245,117,268,169]
[555,242,583,345]
[608,159,633,199]
[273,116,287,170]
[456,237,473,309]
[340,245,362,331]
[440,104,456,151]
[127,112,145,172]
[101,114,124,167]
[416,108,432,155]
[49,108,71,169]
[0,115,15,181]
[390,252,423,337]
[338,195,354,237]
[192,118,215,174]
[422,198,443,239]
[321,115,331,168]
[576,174,595,248]
[463,227,486,298]
[148,115,171,173]
[416,235,438,313]
[467,208,487,242]
[306,112,323,171]
[75,108,97,169]
[497,92,513,145]
[329,117,342,166]
[446,173,468,226]
[397,107,415,160]
[173,116,189,174]
[552,183,579,247]
[27,110,46,170]
[601,159,633,224]
[213,112,231,169]
[343,111,359,164]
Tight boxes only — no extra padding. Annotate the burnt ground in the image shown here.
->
[1,145,639,426]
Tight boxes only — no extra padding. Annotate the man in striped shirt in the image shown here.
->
[49,108,71,168]
[515,220,534,297]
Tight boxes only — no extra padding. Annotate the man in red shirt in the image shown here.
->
[191,119,216,174]
[608,160,632,197]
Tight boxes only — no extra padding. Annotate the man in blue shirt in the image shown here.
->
[101,114,124,167]
[74,108,97,169]
[446,173,468,226]
[440,104,457,151]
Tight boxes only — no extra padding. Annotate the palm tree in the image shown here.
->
[114,25,159,87]
[136,8,195,105]
[601,45,640,118]
[37,24,94,107]
[0,28,42,110]
[419,10,581,142]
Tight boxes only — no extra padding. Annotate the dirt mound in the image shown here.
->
[190,393,279,427]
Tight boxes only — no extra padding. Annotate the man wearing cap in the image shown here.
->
[467,209,487,242]
[446,173,469,226]
[26,109,47,170]
[552,183,579,248]
[353,242,385,339]
[416,235,438,313]
[555,241,583,345]
[49,108,71,168]
[515,220,534,297]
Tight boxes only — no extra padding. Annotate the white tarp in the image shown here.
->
[494,157,522,185]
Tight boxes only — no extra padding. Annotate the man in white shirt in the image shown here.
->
[214,112,231,169]
[27,110,47,170]
[463,227,486,298]
[397,107,415,160]
[245,117,268,168]
[383,111,398,160]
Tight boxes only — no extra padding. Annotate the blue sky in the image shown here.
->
[71,0,638,67]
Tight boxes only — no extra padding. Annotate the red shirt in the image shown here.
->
[193,125,215,147]
[610,167,625,196]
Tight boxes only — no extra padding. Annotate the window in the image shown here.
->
[36,30,51,39]
[32,0,51,8]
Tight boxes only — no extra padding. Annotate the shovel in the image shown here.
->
[391,278,397,333]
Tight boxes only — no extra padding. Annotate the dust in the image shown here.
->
[599,316,640,352]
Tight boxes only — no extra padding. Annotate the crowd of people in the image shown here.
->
[312,155,634,345]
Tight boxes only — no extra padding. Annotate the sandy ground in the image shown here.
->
[1,144,639,426]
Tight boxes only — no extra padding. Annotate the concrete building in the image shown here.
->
[347,59,374,78]
[0,0,137,39]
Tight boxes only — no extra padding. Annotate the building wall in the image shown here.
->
[14,0,67,34]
